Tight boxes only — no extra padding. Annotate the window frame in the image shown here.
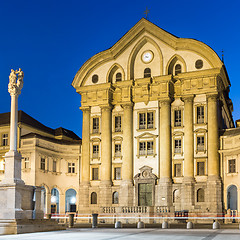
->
[114,167,121,180]
[196,161,205,176]
[174,163,182,177]
[196,105,205,124]
[139,140,154,156]
[92,117,100,134]
[138,111,155,130]
[144,68,151,78]
[114,115,122,132]
[68,162,75,174]
[2,133,8,146]
[92,167,99,181]
[40,157,46,171]
[228,159,236,173]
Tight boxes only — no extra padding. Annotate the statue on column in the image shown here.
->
[8,68,24,95]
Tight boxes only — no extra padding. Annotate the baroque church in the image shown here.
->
[72,18,239,218]
[1,18,240,220]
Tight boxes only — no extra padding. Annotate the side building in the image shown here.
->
[72,18,235,217]
[0,111,81,215]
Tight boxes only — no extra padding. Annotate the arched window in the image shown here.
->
[116,73,122,82]
[51,188,59,213]
[112,191,119,204]
[65,189,77,212]
[92,74,99,84]
[227,185,238,210]
[173,189,180,203]
[91,192,97,204]
[144,68,151,78]
[197,188,204,202]
[175,64,182,75]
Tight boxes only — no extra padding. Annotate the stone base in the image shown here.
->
[0,219,66,235]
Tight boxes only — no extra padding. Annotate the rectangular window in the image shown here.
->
[197,162,205,175]
[197,106,204,124]
[147,141,153,155]
[147,112,154,129]
[92,168,99,180]
[174,139,182,153]
[139,112,154,129]
[115,144,121,157]
[40,158,45,170]
[139,141,153,156]
[229,159,236,173]
[174,110,182,127]
[24,157,30,169]
[2,134,8,146]
[139,113,146,129]
[139,142,146,155]
[115,116,121,132]
[114,167,121,180]
[174,164,181,177]
[93,118,99,133]
[197,136,204,151]
[68,162,75,173]
[53,160,57,172]
[92,145,99,158]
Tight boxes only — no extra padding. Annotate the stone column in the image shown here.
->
[206,93,222,215]
[2,69,24,185]
[120,103,134,206]
[157,99,172,206]
[181,96,195,209]
[159,99,171,181]
[122,104,133,181]
[99,105,112,206]
[80,107,91,184]
[100,105,112,184]
[79,107,90,212]
[207,94,220,178]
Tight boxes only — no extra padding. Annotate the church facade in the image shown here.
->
[72,18,235,217]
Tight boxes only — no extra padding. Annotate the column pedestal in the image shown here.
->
[156,178,172,206]
[78,183,90,213]
[119,180,134,206]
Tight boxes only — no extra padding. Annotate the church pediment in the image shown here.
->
[72,18,223,90]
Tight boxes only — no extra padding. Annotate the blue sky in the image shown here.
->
[0,0,239,137]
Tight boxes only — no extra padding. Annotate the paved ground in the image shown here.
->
[0,228,240,240]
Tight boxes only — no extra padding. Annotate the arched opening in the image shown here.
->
[65,189,77,213]
[227,185,238,210]
[116,72,122,82]
[144,68,151,78]
[197,188,204,202]
[91,192,97,204]
[51,188,59,214]
[112,191,119,204]
[41,186,46,214]
[175,64,182,75]
[173,189,180,203]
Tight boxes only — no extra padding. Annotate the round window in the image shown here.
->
[92,74,98,83]
[195,60,203,69]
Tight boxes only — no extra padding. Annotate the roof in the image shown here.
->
[221,127,240,137]
[0,110,81,141]
[21,133,81,145]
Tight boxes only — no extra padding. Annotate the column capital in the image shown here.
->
[80,106,91,113]
[159,98,172,106]
[100,104,113,112]
[181,95,195,103]
[207,93,219,102]
[121,103,133,110]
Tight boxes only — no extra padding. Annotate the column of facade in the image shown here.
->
[122,104,133,181]
[207,94,220,178]
[99,105,112,206]
[159,99,171,181]
[80,107,91,184]
[120,103,134,206]
[79,107,90,211]
[206,93,222,215]
[183,95,194,180]
[100,105,112,184]
[181,96,195,209]
[157,99,172,206]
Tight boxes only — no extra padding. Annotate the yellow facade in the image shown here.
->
[72,18,235,217]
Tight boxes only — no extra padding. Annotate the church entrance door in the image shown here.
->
[138,183,152,206]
